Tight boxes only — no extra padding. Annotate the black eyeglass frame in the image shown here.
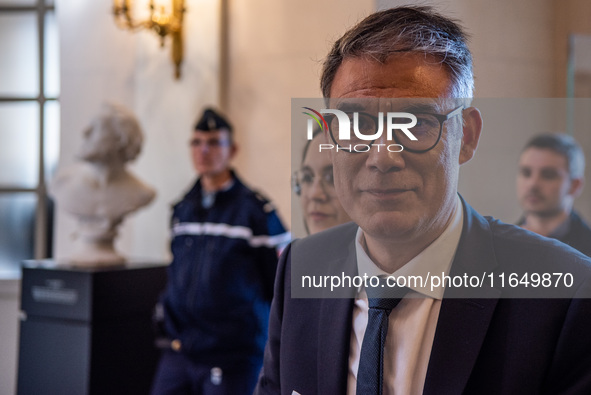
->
[328,105,464,154]
[291,169,336,196]
[291,171,302,196]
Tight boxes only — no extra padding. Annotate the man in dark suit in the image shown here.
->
[517,133,591,256]
[256,6,591,395]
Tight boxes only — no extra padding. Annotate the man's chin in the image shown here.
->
[526,208,562,218]
[79,154,104,163]
[195,167,214,175]
[196,167,231,179]
[357,213,418,241]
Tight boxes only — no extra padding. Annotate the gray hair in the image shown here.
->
[522,133,586,179]
[320,6,474,100]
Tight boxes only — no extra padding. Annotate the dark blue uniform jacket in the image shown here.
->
[161,172,290,368]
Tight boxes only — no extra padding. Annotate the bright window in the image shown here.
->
[0,0,59,278]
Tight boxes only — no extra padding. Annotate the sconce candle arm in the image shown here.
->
[112,0,185,79]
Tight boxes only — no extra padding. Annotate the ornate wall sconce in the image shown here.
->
[113,0,186,79]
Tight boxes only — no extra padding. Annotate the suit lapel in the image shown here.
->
[317,297,354,394]
[317,235,357,394]
[423,198,502,394]
[423,298,499,394]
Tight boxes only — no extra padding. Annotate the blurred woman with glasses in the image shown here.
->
[293,127,351,235]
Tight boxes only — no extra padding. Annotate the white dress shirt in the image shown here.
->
[347,196,464,395]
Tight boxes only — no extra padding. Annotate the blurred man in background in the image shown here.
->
[517,133,591,256]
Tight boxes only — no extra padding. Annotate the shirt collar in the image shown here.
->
[548,214,572,240]
[517,212,572,240]
[355,195,464,299]
[200,178,235,208]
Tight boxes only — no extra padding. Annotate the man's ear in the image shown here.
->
[459,107,483,165]
[230,142,239,158]
[569,177,584,198]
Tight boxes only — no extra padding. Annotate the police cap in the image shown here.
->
[194,108,233,134]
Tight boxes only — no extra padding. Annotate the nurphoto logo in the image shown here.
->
[302,106,418,153]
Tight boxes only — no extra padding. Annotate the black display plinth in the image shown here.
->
[17,260,168,395]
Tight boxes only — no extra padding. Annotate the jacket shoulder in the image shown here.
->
[485,216,591,278]
[291,221,357,277]
[293,222,357,249]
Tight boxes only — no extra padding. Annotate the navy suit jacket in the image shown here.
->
[256,199,591,395]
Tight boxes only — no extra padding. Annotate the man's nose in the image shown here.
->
[523,175,543,195]
[526,173,542,187]
[364,135,406,173]
[199,143,211,153]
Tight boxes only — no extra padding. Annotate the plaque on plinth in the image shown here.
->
[17,259,168,395]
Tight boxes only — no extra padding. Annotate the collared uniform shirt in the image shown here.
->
[347,196,464,394]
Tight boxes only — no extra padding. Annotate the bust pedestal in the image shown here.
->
[17,260,167,395]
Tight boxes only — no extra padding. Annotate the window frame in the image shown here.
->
[0,0,58,276]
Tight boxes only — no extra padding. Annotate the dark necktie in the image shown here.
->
[356,284,408,395]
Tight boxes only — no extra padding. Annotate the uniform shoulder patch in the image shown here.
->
[252,189,276,213]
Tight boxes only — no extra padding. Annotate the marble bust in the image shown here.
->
[50,103,156,266]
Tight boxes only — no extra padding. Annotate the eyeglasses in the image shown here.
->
[327,105,464,153]
[189,138,231,149]
[292,168,335,196]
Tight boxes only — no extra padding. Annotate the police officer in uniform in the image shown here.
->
[151,108,290,394]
